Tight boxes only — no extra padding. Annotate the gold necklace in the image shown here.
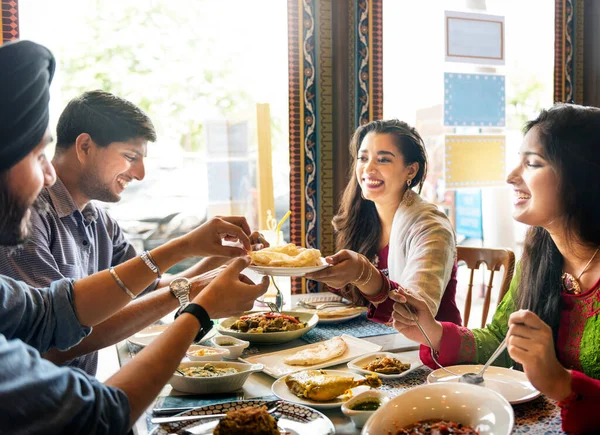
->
[561,245,600,295]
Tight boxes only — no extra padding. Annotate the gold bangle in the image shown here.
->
[359,261,374,287]
[352,256,367,285]
[109,267,136,299]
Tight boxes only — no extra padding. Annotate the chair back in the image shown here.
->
[457,246,516,328]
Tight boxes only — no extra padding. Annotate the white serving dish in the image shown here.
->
[341,390,390,429]
[248,258,330,277]
[169,361,263,394]
[241,334,382,378]
[210,335,250,359]
[347,351,423,379]
[185,344,229,361]
[271,369,374,409]
[128,323,216,347]
[427,364,540,404]
[217,311,318,344]
[362,382,514,435]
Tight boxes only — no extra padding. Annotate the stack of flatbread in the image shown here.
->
[250,243,322,267]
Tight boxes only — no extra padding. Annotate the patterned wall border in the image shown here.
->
[554,0,584,104]
[355,0,383,127]
[1,0,19,44]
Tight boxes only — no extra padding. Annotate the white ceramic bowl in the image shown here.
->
[217,311,318,344]
[341,390,390,429]
[169,361,263,394]
[211,335,250,359]
[362,383,514,435]
[185,344,229,361]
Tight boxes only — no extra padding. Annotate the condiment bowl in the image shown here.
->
[211,335,250,359]
[169,361,263,394]
[186,344,229,361]
[362,382,514,435]
[341,390,390,428]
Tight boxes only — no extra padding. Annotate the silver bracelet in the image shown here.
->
[109,267,136,299]
[140,250,161,277]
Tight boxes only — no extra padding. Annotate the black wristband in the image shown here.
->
[178,303,213,342]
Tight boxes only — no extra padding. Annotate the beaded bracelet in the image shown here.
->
[109,267,136,299]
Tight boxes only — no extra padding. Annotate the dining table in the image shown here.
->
[116,293,566,435]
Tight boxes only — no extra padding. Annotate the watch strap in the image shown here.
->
[179,303,213,342]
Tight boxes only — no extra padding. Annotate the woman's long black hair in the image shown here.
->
[515,104,600,340]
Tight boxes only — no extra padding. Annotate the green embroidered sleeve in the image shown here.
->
[470,273,519,367]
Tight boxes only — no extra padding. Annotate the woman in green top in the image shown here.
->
[389,104,600,434]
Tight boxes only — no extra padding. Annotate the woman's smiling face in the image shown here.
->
[355,132,417,207]
[506,127,563,229]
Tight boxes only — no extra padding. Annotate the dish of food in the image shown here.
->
[341,390,391,429]
[394,419,479,435]
[293,306,367,324]
[178,363,239,378]
[151,399,335,435]
[283,336,347,366]
[169,361,263,394]
[249,243,322,267]
[127,323,216,348]
[218,311,318,344]
[213,406,279,435]
[241,334,382,378]
[271,369,381,409]
[349,398,381,411]
[229,312,307,334]
[347,351,423,379]
[427,364,540,404]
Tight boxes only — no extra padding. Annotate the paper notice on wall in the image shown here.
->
[444,72,505,127]
[445,135,506,188]
[445,10,505,65]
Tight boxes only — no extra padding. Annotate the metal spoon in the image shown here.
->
[459,336,508,385]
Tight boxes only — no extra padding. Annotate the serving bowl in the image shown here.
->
[341,390,390,429]
[362,382,514,435]
[211,335,250,359]
[169,361,263,394]
[216,311,318,344]
[185,344,229,361]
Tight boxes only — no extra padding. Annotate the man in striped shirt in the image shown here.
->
[0,90,239,376]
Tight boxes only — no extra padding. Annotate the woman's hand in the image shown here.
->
[389,288,443,350]
[507,310,572,401]
[193,257,269,319]
[305,249,364,288]
[178,216,253,258]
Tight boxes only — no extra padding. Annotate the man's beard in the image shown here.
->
[80,167,120,203]
[0,180,49,246]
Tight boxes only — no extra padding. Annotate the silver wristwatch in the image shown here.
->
[169,277,191,309]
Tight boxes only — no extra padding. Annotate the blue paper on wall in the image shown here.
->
[444,72,505,127]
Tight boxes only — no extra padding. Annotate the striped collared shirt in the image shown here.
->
[0,177,155,375]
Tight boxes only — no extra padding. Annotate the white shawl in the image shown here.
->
[387,194,456,317]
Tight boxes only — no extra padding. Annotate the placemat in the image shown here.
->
[300,313,397,344]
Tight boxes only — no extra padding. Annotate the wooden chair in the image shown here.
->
[457,246,516,328]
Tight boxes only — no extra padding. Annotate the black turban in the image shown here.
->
[0,40,55,172]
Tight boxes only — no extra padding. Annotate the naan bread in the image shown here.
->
[250,243,322,267]
[294,306,367,319]
[283,336,347,366]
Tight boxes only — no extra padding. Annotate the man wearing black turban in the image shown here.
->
[0,41,267,434]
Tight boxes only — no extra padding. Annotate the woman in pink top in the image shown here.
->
[307,119,462,334]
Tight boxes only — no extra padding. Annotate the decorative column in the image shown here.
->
[554,0,584,103]
[1,0,19,44]
[287,0,383,293]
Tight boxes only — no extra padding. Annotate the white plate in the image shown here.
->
[217,311,318,344]
[127,324,216,348]
[293,306,366,324]
[241,334,382,378]
[272,369,373,409]
[427,364,540,404]
[347,351,423,379]
[248,258,330,276]
[151,399,335,435]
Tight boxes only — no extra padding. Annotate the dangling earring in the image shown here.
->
[402,179,414,207]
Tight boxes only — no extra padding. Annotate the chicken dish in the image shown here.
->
[229,312,307,333]
[363,356,411,374]
[213,406,280,435]
[285,369,381,402]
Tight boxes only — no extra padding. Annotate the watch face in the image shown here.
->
[170,278,191,296]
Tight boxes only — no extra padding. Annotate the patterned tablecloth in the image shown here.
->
[380,367,565,435]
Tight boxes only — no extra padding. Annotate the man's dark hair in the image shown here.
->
[56,90,156,149]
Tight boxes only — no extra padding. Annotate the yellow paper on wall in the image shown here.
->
[445,135,506,188]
